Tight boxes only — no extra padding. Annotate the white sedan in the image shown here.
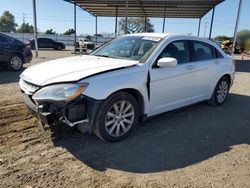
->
[19,33,235,142]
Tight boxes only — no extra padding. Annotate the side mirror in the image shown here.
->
[157,57,177,68]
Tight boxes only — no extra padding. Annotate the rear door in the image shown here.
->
[46,39,55,48]
[149,40,196,116]
[0,35,13,62]
[190,40,219,102]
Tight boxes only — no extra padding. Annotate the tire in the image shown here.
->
[208,77,230,106]
[57,46,62,50]
[8,54,23,71]
[93,92,139,142]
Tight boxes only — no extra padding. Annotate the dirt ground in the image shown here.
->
[0,50,250,188]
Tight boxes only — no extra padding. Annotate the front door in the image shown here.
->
[149,40,195,116]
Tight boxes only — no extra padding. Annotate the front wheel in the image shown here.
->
[208,77,230,106]
[8,55,23,71]
[93,92,139,142]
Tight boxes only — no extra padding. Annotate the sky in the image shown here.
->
[0,0,249,37]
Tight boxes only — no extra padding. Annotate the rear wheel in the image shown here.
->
[208,77,230,106]
[8,55,23,71]
[93,92,139,142]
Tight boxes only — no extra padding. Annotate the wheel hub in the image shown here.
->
[105,100,135,137]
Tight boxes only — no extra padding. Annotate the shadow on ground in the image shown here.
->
[0,68,25,84]
[235,60,250,73]
[52,93,250,173]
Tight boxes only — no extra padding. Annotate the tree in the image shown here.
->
[0,11,17,32]
[237,30,250,44]
[16,22,34,33]
[45,29,56,35]
[63,28,75,35]
[236,30,250,53]
[119,17,154,34]
[214,35,229,41]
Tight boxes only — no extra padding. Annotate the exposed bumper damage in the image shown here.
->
[22,92,102,132]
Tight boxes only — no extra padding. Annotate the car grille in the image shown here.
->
[19,79,40,95]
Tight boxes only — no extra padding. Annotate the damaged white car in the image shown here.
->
[19,33,235,142]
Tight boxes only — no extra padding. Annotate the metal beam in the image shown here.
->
[231,0,243,56]
[125,0,128,34]
[74,3,76,52]
[209,7,215,39]
[162,8,166,33]
[115,7,118,35]
[134,0,147,17]
[64,0,96,17]
[197,18,201,36]
[95,16,97,45]
[144,17,147,32]
[32,0,38,57]
[64,0,224,18]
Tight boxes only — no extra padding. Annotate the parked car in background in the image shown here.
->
[29,38,65,50]
[20,33,235,142]
[75,38,95,53]
[77,38,95,49]
[0,33,32,71]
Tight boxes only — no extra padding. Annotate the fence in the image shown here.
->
[2,32,116,46]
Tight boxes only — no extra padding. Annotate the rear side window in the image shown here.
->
[158,40,190,64]
[193,41,213,61]
[214,48,224,58]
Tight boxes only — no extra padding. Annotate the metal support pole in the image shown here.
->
[197,18,201,37]
[232,0,243,56]
[115,7,118,35]
[144,17,147,32]
[74,3,76,52]
[209,7,215,39]
[32,0,38,57]
[162,8,166,33]
[125,0,128,34]
[95,16,97,45]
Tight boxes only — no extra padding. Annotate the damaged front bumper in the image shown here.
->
[22,93,102,130]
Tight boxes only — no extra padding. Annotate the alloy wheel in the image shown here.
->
[105,100,135,137]
[10,56,22,70]
[216,80,229,104]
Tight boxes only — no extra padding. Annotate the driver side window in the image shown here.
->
[158,40,190,64]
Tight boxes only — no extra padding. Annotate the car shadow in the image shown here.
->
[0,67,26,84]
[52,93,250,173]
[235,60,250,73]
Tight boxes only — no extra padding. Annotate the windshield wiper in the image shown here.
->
[95,54,113,58]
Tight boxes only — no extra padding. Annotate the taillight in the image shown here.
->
[24,42,31,49]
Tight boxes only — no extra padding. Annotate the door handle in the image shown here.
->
[185,65,194,70]
[214,61,220,65]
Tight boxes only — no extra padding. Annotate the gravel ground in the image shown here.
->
[0,50,249,188]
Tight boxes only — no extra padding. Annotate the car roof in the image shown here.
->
[125,33,209,41]
[126,33,171,38]
[126,32,218,46]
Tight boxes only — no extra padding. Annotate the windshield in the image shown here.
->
[92,35,162,61]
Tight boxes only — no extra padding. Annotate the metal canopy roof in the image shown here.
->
[65,0,224,18]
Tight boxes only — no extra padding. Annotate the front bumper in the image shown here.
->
[24,51,33,64]
[22,93,103,129]
[23,94,55,125]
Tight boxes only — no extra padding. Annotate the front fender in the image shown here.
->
[80,67,150,114]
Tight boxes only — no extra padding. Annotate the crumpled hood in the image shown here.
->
[20,55,138,86]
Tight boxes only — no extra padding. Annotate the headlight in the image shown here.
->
[32,83,88,102]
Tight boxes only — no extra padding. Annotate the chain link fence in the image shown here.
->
[1,32,116,46]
